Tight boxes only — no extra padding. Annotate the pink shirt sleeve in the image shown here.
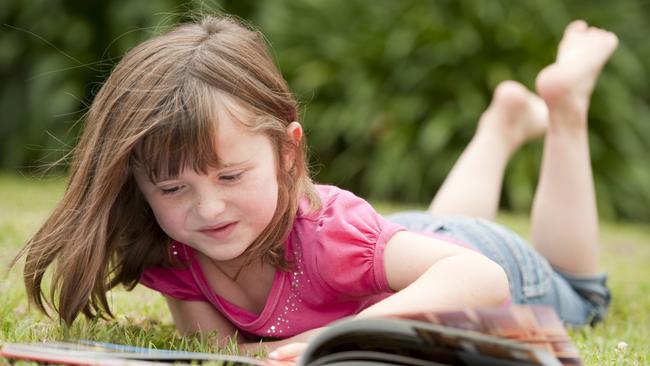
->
[309,186,406,296]
[139,244,206,302]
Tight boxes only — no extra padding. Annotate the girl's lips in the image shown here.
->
[199,222,237,240]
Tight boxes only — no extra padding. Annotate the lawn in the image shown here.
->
[1,173,648,364]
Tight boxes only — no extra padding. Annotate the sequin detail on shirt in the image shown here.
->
[265,248,310,335]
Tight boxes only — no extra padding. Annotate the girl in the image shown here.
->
[17,15,617,358]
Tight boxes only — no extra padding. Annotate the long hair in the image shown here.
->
[15,15,320,325]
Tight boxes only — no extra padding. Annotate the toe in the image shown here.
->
[565,20,588,35]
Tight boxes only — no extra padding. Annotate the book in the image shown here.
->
[0,305,582,365]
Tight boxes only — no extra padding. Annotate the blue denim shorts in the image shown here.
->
[386,212,610,327]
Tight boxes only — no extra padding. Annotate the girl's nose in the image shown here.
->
[194,191,226,220]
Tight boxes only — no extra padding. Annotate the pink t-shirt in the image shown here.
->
[140,185,471,339]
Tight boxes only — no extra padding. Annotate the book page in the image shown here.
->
[403,306,582,366]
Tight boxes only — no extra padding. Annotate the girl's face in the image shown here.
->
[134,106,284,267]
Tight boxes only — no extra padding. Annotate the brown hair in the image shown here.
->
[15,15,320,325]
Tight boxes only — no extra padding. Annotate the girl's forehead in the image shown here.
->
[133,91,273,181]
[213,94,268,144]
[213,112,267,160]
[213,91,258,126]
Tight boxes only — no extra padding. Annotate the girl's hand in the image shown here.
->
[240,327,321,362]
[267,342,308,362]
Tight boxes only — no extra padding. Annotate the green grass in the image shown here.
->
[1,174,649,364]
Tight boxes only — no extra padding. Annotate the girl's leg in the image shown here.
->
[531,21,618,274]
[428,81,548,220]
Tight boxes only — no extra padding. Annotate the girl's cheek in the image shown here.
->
[150,203,184,229]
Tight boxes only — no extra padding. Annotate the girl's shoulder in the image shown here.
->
[290,184,403,295]
[292,184,406,261]
[296,184,368,220]
[295,184,403,239]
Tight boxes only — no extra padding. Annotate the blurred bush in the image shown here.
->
[1,0,649,221]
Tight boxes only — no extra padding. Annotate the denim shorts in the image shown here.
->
[386,212,611,327]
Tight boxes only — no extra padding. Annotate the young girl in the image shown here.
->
[17,15,617,359]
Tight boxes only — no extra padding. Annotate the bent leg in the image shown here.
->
[531,20,618,274]
[429,81,548,220]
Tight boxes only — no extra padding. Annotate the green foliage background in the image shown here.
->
[1,0,649,221]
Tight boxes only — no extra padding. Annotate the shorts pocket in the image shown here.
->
[438,217,554,302]
[489,222,554,299]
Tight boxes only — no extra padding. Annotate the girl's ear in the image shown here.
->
[283,122,303,171]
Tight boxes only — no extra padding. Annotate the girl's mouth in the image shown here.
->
[199,222,238,240]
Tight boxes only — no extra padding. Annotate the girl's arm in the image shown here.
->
[165,295,319,356]
[358,230,510,317]
[164,296,241,345]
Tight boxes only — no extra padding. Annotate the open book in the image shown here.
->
[0,305,582,365]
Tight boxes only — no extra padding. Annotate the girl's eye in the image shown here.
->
[219,172,243,183]
[160,186,182,195]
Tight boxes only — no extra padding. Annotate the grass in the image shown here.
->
[1,173,649,364]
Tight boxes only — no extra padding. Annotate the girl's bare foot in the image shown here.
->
[536,20,619,128]
[476,80,549,155]
[428,81,547,220]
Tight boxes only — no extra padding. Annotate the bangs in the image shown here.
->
[131,82,223,182]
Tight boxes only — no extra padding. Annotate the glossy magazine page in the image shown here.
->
[299,305,581,366]
[0,340,271,366]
